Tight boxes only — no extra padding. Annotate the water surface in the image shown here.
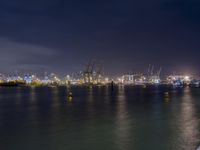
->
[0,86,200,150]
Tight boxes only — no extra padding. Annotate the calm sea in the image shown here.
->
[0,85,200,150]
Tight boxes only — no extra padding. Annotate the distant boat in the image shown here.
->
[189,79,200,88]
[0,81,26,87]
[173,80,183,88]
[0,82,19,87]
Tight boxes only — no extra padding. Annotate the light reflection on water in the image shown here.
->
[0,86,200,150]
[176,87,199,150]
[115,85,130,150]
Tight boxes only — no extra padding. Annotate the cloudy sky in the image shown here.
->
[0,0,200,76]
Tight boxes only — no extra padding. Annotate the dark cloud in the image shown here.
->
[0,37,56,72]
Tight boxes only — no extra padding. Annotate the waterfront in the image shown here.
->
[0,86,200,150]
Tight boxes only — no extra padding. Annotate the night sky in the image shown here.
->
[0,0,200,76]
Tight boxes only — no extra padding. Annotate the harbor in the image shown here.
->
[0,64,199,88]
[1,0,200,149]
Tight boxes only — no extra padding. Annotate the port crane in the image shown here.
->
[83,60,104,84]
